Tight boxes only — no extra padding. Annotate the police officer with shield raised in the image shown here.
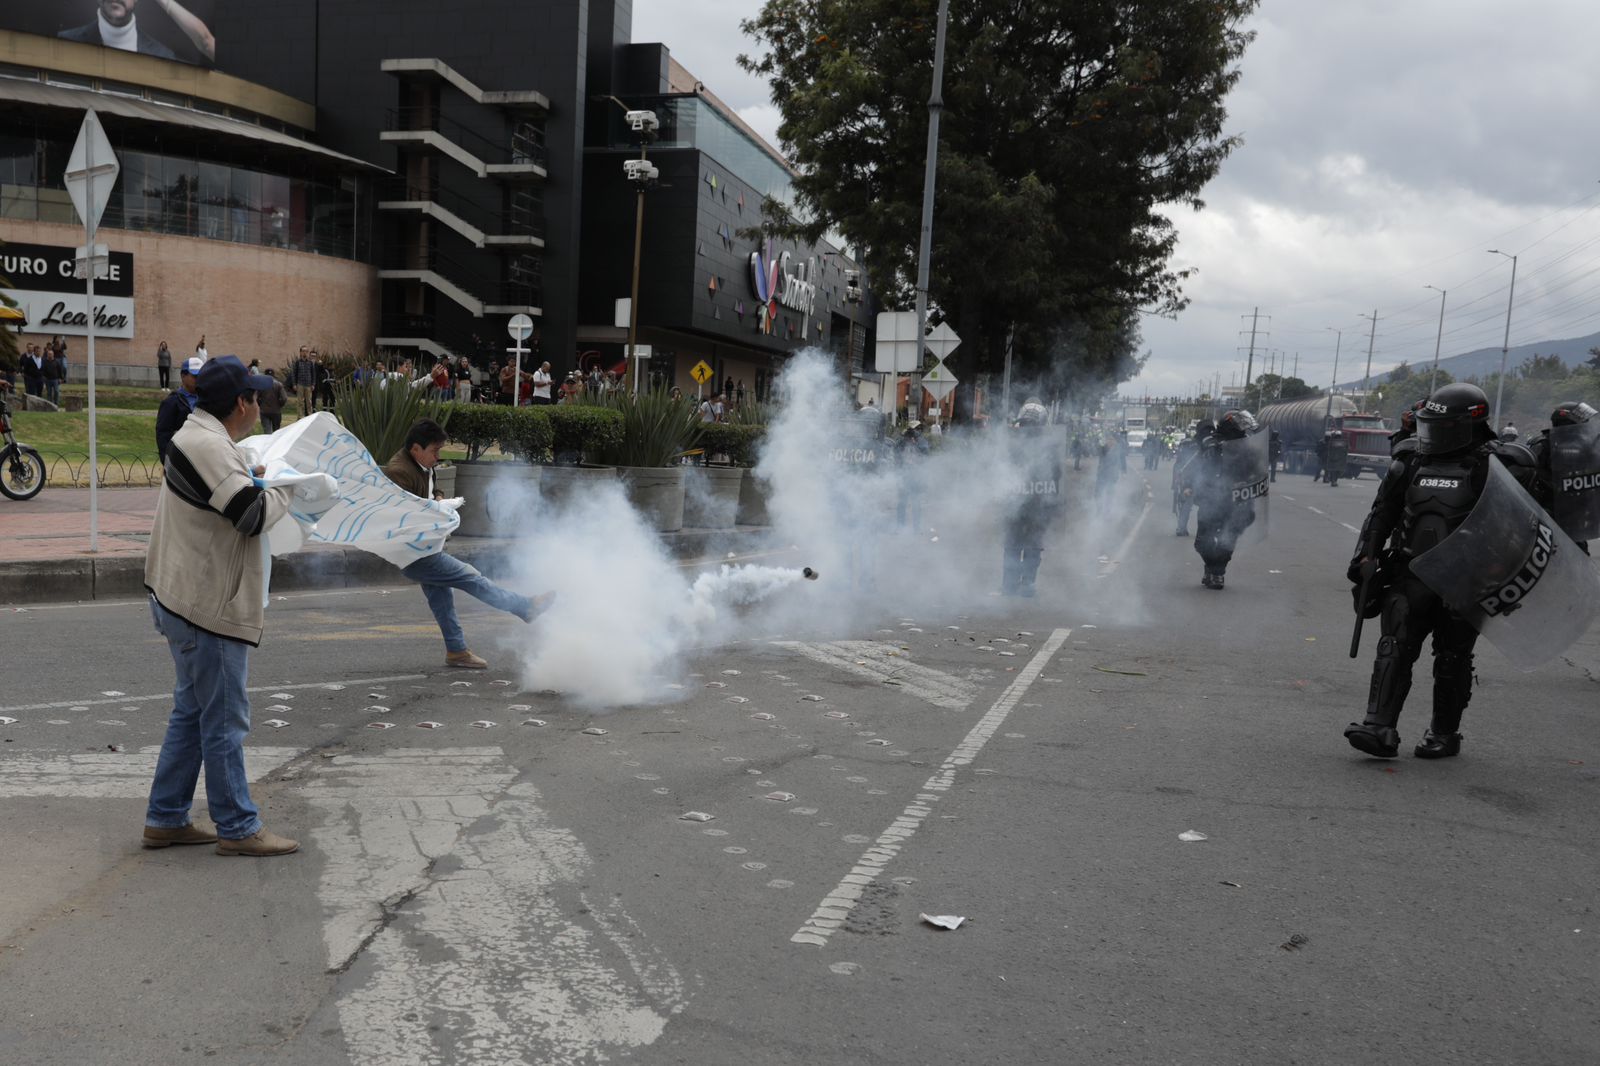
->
[1344,383,1542,760]
[1182,410,1265,590]
[1527,401,1599,554]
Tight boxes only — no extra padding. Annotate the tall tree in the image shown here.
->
[740,0,1258,389]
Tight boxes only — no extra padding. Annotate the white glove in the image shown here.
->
[438,496,465,513]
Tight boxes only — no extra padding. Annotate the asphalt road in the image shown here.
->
[2,464,1597,1065]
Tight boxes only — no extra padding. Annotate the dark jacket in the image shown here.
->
[383,449,434,500]
[155,389,198,461]
[58,22,177,59]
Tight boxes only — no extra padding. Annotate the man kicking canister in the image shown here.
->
[384,419,555,668]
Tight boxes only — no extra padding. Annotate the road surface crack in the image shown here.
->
[326,856,439,975]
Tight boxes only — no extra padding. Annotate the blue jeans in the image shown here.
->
[401,551,531,652]
[144,596,261,840]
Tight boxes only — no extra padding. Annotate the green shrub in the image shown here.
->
[546,405,624,464]
[443,403,511,461]
[332,374,451,465]
[502,406,554,463]
[698,423,765,467]
[595,388,705,467]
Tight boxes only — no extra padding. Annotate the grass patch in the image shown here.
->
[10,408,464,486]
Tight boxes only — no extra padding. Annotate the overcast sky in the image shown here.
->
[636,0,1600,399]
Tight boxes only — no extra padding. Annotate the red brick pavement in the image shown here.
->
[2,487,160,560]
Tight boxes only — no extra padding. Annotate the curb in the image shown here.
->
[0,526,775,606]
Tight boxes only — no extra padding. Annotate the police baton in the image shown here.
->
[1349,557,1377,659]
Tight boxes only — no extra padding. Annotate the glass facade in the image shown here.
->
[0,131,365,260]
[610,95,796,211]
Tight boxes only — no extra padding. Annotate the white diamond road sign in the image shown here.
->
[64,110,119,232]
[923,322,961,361]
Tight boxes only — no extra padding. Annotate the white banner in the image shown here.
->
[242,413,459,569]
[10,291,135,338]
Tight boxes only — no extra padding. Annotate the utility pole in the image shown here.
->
[1488,250,1519,429]
[1242,307,1261,407]
[1293,352,1299,382]
[910,0,951,424]
[1358,310,1378,410]
[1425,285,1447,396]
[1325,328,1343,421]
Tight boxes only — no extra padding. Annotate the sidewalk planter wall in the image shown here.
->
[620,465,686,532]
[433,463,457,498]
[683,465,744,529]
[737,472,772,526]
[539,463,617,504]
[453,461,541,537]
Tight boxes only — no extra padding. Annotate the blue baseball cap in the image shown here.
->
[197,355,274,405]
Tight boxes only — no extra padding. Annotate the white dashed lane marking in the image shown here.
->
[790,628,1071,947]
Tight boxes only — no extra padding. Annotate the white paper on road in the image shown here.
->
[241,412,459,569]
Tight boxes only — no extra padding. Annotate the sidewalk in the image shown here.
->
[0,487,772,605]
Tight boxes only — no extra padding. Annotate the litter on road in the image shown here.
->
[921,914,967,931]
[1178,830,1209,842]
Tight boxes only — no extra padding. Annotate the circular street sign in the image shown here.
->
[507,313,534,341]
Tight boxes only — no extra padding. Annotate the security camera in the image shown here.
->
[625,110,660,135]
[623,158,659,184]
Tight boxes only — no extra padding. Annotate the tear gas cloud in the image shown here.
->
[492,350,1154,708]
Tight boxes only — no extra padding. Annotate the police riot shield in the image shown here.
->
[1408,458,1600,670]
[1215,429,1270,542]
[1547,419,1600,542]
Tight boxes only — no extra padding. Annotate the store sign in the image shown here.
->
[0,241,135,338]
[749,240,817,333]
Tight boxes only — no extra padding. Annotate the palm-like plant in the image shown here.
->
[597,387,704,467]
[332,371,451,465]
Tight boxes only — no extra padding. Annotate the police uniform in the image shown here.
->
[1000,403,1061,596]
[1184,412,1260,590]
[1345,384,1537,759]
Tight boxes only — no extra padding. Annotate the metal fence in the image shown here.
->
[40,453,164,488]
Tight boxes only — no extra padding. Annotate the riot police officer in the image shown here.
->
[1182,410,1263,590]
[1172,421,1207,536]
[999,400,1061,597]
[1527,400,1598,554]
[1344,383,1537,759]
[1321,430,1349,486]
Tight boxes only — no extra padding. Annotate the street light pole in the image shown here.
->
[1487,250,1519,429]
[626,145,646,397]
[1424,285,1448,396]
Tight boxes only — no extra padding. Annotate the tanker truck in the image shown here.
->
[1257,395,1392,479]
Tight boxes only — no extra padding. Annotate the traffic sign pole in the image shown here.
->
[506,314,533,407]
[64,111,119,553]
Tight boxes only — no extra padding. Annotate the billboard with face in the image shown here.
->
[5,1,219,68]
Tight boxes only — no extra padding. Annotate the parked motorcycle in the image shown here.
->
[0,382,47,500]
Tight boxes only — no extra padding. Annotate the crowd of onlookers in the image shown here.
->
[10,336,70,405]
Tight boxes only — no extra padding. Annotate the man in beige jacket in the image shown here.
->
[143,355,303,857]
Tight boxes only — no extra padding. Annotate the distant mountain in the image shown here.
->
[1340,330,1600,389]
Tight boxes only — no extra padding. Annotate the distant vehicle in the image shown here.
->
[1257,395,1391,478]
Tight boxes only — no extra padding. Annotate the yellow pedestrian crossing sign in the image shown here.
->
[690,360,714,384]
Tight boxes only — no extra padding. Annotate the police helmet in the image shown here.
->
[1551,401,1597,427]
[1216,409,1257,440]
[1015,400,1048,425]
[1328,429,1344,439]
[1416,383,1490,456]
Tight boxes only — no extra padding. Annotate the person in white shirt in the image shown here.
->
[532,362,553,405]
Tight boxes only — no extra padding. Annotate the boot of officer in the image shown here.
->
[1345,383,1492,759]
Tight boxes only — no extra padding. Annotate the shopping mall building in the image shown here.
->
[0,1,869,391]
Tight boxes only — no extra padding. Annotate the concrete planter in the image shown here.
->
[452,461,541,537]
[736,470,771,526]
[432,463,457,498]
[683,465,745,529]
[539,463,618,506]
[619,465,686,532]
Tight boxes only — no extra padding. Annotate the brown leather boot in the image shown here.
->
[142,822,219,849]
[216,828,300,857]
[446,649,489,669]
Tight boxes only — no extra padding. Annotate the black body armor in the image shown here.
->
[1398,456,1481,556]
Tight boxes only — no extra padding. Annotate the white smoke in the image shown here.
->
[482,349,1156,708]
